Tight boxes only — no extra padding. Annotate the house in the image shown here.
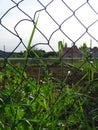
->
[63,45,98,58]
[0,50,13,58]
[63,45,82,58]
[91,47,98,58]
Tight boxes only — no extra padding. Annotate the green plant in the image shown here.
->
[0,62,98,129]
[0,39,98,129]
[58,40,64,58]
[25,15,39,58]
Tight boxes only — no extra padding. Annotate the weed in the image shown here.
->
[0,61,98,129]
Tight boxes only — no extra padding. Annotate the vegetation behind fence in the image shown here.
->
[0,0,98,129]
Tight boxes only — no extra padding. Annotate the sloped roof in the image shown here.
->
[63,46,82,58]
[91,47,98,57]
[0,50,12,58]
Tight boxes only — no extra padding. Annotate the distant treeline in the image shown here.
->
[0,49,58,58]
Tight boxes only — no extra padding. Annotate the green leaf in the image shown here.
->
[58,41,64,57]
[0,121,4,129]
[25,15,39,58]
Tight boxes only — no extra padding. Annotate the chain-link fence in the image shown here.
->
[0,1,98,129]
[0,0,98,79]
[0,0,98,77]
[0,0,98,51]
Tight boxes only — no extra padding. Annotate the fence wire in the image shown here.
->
[0,0,98,82]
[0,0,98,51]
[0,0,98,129]
[0,0,98,81]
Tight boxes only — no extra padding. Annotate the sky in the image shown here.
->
[0,0,98,52]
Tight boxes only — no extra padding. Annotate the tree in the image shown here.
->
[43,51,57,58]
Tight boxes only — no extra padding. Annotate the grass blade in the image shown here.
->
[25,15,39,58]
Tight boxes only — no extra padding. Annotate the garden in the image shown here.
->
[0,55,98,130]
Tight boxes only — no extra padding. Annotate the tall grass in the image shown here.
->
[0,22,98,129]
[25,15,39,59]
[0,58,98,129]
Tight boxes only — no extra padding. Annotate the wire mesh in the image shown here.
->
[0,1,98,51]
[0,0,98,86]
[0,1,98,128]
[0,1,98,82]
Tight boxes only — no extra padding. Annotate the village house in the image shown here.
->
[63,45,98,58]
[91,47,98,58]
[63,45,82,58]
[0,50,14,58]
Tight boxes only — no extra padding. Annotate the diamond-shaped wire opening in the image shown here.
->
[61,16,85,42]
[47,0,72,24]
[76,3,98,27]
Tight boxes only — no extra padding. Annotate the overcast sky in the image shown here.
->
[0,0,98,52]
